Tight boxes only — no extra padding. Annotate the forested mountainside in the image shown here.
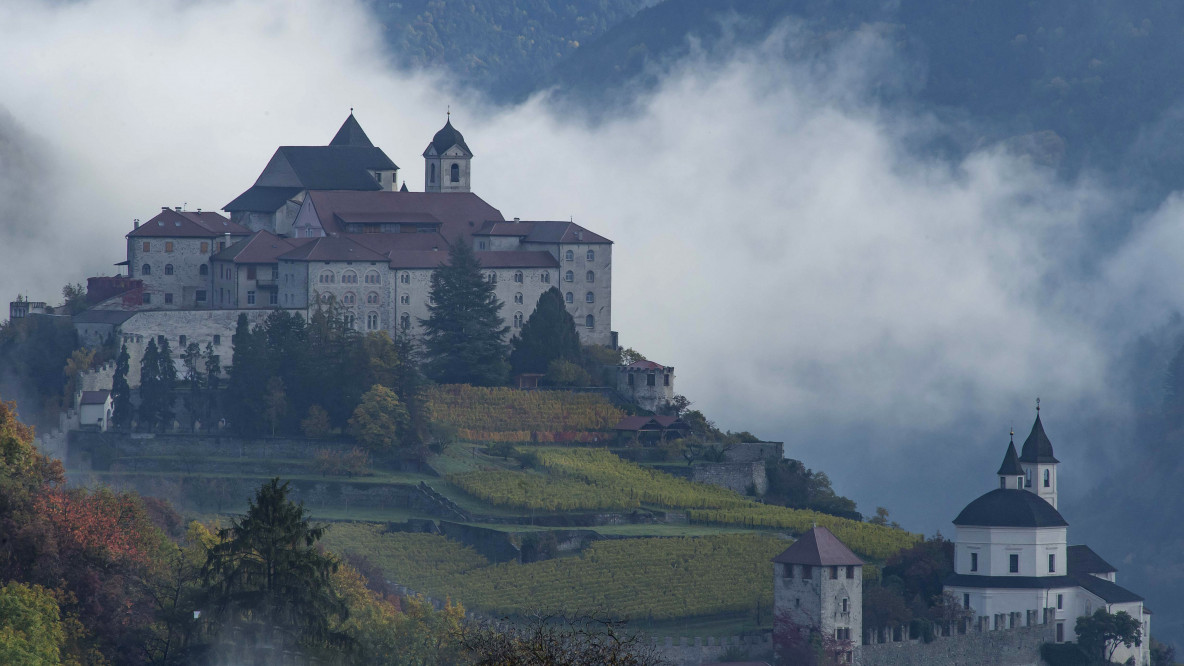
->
[366,0,649,100]
[381,0,1184,197]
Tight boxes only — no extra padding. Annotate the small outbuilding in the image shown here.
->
[78,390,113,432]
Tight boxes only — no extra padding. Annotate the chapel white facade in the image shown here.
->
[944,409,1151,665]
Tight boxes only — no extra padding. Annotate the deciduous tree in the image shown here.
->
[349,385,410,452]
[1076,609,1142,663]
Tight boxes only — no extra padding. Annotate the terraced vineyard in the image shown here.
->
[426,385,624,433]
[448,448,920,560]
[323,525,785,621]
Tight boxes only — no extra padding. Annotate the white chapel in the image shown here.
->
[944,407,1151,665]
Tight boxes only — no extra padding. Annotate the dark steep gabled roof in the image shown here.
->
[475,220,613,244]
[424,118,472,156]
[1073,573,1143,604]
[277,236,388,263]
[128,209,251,238]
[329,114,374,147]
[1067,545,1118,575]
[771,526,864,566]
[954,489,1068,528]
[997,439,1025,476]
[1020,414,1059,463]
[213,231,308,264]
[223,186,304,213]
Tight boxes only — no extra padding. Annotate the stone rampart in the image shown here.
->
[649,631,772,666]
[861,622,1055,666]
[691,461,767,496]
[724,441,784,463]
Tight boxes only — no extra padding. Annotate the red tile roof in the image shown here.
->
[624,360,668,371]
[213,230,310,264]
[771,527,864,566]
[128,209,250,238]
[386,249,558,270]
[305,190,503,241]
[278,236,388,263]
[475,220,612,244]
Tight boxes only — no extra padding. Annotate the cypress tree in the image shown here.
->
[110,343,132,430]
[157,338,177,430]
[420,241,510,385]
[509,287,581,375]
[137,338,160,430]
[226,314,267,435]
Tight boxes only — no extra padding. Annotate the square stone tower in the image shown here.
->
[773,526,864,664]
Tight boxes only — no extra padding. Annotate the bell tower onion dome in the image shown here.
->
[423,114,473,193]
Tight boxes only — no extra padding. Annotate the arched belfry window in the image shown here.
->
[585,315,594,328]
[1044,469,1050,488]
[142,264,151,275]
[430,163,437,183]
[450,163,460,183]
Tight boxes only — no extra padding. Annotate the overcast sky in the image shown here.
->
[4,0,1184,537]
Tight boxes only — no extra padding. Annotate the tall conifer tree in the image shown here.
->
[509,287,581,375]
[110,343,132,430]
[137,338,160,429]
[420,242,509,385]
[156,338,177,430]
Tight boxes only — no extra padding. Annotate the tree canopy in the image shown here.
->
[420,241,510,386]
[1076,608,1143,663]
[510,287,580,375]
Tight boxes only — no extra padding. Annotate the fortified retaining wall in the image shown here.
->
[691,461,767,496]
[861,623,1055,666]
[649,631,772,666]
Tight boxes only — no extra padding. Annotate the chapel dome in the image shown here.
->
[953,488,1068,528]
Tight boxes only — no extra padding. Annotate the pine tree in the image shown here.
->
[420,241,510,385]
[137,339,160,430]
[201,478,349,654]
[110,344,132,430]
[510,287,581,375]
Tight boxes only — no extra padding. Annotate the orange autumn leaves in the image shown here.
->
[33,488,158,567]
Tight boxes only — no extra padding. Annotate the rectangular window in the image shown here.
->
[783,564,793,579]
[1009,554,1019,573]
[269,292,278,305]
[831,566,838,580]
[143,242,151,252]
[1057,594,1063,610]
[195,290,206,302]
[179,335,186,347]
[970,553,978,572]
[964,593,970,609]
[201,241,209,253]
[802,566,812,580]
[647,374,656,387]
[247,291,256,305]
[664,374,670,386]
[213,335,221,345]
[246,266,257,280]
[164,293,173,304]
[143,293,151,304]
[846,566,854,579]
[1056,623,1064,643]
[1049,554,1055,573]
[165,241,174,253]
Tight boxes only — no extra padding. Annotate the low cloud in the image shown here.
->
[2,0,1183,536]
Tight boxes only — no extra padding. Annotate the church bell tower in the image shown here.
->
[423,113,473,193]
[1019,399,1060,509]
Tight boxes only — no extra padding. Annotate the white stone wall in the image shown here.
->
[129,235,214,308]
[424,146,471,192]
[115,309,274,387]
[298,259,393,334]
[1020,462,1058,509]
[775,563,862,660]
[954,526,1067,579]
[554,242,612,346]
[617,366,675,411]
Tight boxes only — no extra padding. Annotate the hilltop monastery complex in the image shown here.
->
[68,114,617,385]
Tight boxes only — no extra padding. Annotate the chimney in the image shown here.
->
[174,206,182,212]
[162,206,169,211]
[514,217,520,223]
[133,219,140,229]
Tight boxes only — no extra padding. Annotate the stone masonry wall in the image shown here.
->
[692,461,768,496]
[861,623,1055,666]
[724,441,785,463]
[649,632,772,666]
